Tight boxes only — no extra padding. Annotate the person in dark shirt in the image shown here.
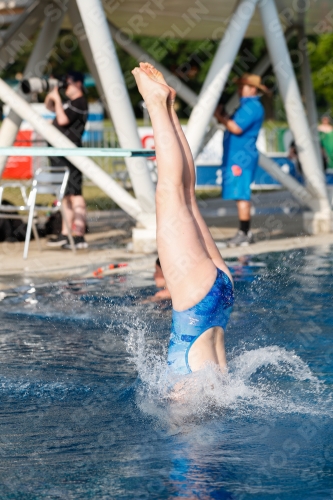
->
[45,71,89,249]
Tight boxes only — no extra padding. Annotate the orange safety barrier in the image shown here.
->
[2,131,34,179]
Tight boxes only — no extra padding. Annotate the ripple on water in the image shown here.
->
[0,376,92,400]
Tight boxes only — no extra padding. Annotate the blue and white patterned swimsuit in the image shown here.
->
[167,268,234,375]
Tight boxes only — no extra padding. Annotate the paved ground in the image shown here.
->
[1,191,332,289]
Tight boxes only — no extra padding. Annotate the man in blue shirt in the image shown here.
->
[215,74,269,246]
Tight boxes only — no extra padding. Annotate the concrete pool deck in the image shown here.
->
[1,191,332,288]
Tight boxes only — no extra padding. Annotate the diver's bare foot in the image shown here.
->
[131,67,169,108]
[139,62,176,105]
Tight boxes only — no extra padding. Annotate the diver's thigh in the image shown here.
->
[156,194,216,310]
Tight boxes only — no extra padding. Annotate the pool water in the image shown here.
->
[0,246,332,499]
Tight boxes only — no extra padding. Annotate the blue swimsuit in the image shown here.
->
[167,268,234,375]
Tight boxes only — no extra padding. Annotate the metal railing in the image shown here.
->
[82,127,131,187]
[82,126,157,186]
[27,128,132,188]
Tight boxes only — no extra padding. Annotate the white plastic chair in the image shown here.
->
[0,166,75,259]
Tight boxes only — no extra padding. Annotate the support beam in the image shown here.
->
[258,154,317,210]
[186,0,259,160]
[21,2,66,80]
[76,0,155,217]
[200,26,295,150]
[0,78,143,221]
[297,20,322,162]
[258,0,330,215]
[67,0,110,118]
[0,1,45,70]
[0,2,66,176]
[108,21,198,108]
[225,25,295,115]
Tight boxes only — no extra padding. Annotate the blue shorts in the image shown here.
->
[222,164,256,201]
[167,268,234,375]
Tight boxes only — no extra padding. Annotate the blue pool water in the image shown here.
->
[0,246,332,499]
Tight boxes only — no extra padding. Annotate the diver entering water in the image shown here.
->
[132,63,234,376]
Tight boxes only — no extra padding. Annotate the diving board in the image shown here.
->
[0,147,155,157]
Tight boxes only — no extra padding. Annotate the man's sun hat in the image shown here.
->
[233,73,270,94]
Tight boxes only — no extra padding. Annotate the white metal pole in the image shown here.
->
[0,78,143,221]
[186,0,259,159]
[0,1,45,68]
[200,27,295,149]
[298,21,322,163]
[258,0,330,214]
[76,0,156,217]
[0,2,66,176]
[258,154,317,210]
[67,0,111,118]
[108,21,198,108]
[225,26,295,115]
[199,28,295,151]
[0,1,40,49]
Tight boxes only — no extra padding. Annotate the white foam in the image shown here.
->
[125,323,330,425]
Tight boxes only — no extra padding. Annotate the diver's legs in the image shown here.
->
[139,63,232,283]
[167,103,232,282]
[132,67,216,311]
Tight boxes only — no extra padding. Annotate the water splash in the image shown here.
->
[125,323,330,424]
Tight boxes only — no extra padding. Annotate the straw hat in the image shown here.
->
[233,73,270,94]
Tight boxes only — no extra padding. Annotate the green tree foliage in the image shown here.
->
[309,34,333,112]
